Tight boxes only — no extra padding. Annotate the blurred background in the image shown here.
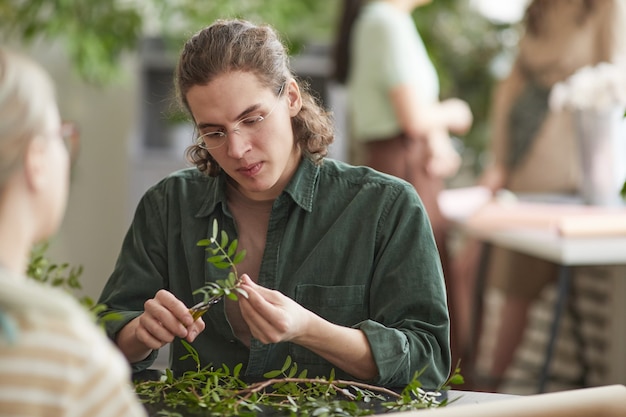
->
[1,0,529,299]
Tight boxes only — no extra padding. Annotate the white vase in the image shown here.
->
[574,107,626,206]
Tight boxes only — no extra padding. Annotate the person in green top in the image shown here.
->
[98,18,450,389]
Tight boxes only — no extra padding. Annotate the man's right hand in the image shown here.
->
[116,289,206,363]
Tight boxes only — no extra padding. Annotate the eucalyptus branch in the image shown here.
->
[235,377,400,402]
[192,219,248,318]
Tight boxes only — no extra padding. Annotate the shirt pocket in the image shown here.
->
[289,284,367,368]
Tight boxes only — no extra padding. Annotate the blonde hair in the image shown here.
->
[0,48,56,191]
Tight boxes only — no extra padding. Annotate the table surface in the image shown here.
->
[440,187,626,266]
[448,389,517,406]
[465,227,626,266]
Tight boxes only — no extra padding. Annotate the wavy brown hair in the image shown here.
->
[175,19,335,176]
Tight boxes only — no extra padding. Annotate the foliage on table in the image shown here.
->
[134,341,463,417]
[27,241,119,323]
[27,242,89,305]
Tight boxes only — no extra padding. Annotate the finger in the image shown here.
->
[185,318,206,342]
[239,284,288,343]
[136,313,176,349]
[145,293,189,338]
[239,301,277,344]
[154,289,196,327]
[240,274,280,301]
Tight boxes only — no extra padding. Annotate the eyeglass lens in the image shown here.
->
[196,83,285,150]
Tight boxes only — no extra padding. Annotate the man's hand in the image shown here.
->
[237,274,311,344]
[117,289,205,363]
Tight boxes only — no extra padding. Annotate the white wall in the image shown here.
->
[14,39,142,300]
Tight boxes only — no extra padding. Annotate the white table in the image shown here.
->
[467,227,626,391]
[464,227,626,267]
[440,188,626,392]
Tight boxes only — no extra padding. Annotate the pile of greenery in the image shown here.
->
[135,343,463,417]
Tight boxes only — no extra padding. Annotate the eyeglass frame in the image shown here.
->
[194,83,286,150]
[60,121,80,165]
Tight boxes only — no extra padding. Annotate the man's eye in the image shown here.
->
[204,131,226,139]
[241,115,264,126]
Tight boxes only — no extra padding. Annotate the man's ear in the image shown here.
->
[23,139,48,192]
[286,78,303,117]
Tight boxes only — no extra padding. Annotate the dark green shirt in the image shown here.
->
[99,158,450,388]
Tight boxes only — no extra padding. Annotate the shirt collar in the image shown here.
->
[194,158,320,218]
[282,157,319,213]
[195,172,229,218]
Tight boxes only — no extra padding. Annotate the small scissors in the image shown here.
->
[189,295,222,320]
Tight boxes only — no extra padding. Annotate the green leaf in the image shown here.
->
[212,218,219,240]
[233,363,242,378]
[263,369,282,378]
[206,255,226,264]
[288,362,298,378]
[233,250,246,265]
[227,239,238,257]
[197,239,211,247]
[214,261,231,269]
[448,374,465,385]
[281,356,292,373]
[220,230,228,249]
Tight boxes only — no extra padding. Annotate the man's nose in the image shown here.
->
[226,130,251,158]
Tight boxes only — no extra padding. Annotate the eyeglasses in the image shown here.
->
[195,83,285,150]
[60,122,80,164]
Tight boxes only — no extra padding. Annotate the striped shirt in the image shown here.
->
[0,270,146,417]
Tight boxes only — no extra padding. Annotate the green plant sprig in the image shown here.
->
[27,242,121,325]
[134,342,463,416]
[194,219,248,308]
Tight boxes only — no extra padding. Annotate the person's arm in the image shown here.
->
[389,76,472,180]
[390,86,473,140]
[595,0,626,63]
[479,58,527,192]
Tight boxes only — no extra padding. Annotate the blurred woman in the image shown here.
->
[0,48,146,416]
[453,0,626,391]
